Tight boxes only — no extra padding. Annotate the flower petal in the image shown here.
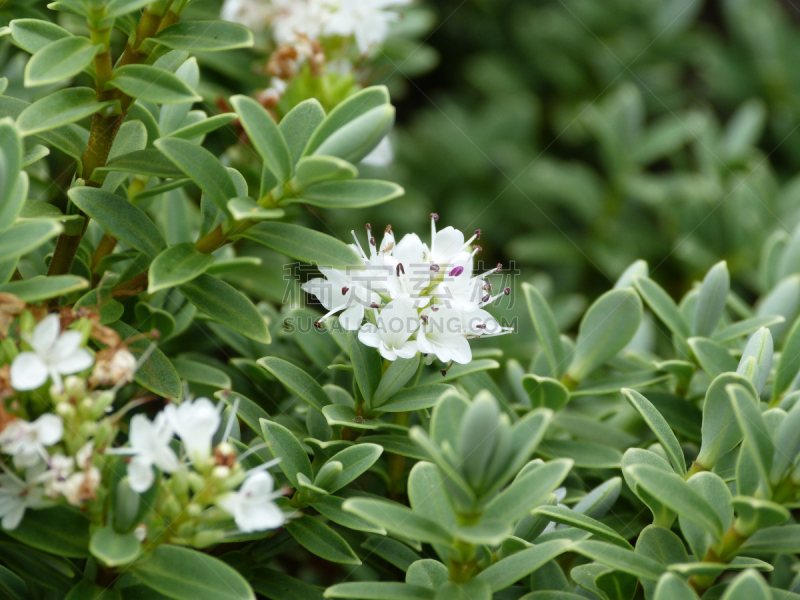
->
[54,348,94,376]
[30,314,60,354]
[358,323,381,348]
[10,353,49,391]
[127,456,155,493]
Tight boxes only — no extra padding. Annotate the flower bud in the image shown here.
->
[458,392,501,493]
[113,479,141,533]
[314,460,343,492]
[192,530,227,548]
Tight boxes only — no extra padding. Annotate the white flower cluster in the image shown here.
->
[0,412,101,529]
[302,216,512,364]
[111,398,284,533]
[223,0,411,55]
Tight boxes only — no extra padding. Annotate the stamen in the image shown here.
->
[385,224,392,233]
[449,266,464,277]
[420,315,429,325]
[366,223,372,232]
[430,213,439,221]
[475,229,481,240]
[351,230,368,259]
[370,237,376,247]
[221,396,241,442]
[396,263,405,276]
[475,324,487,329]
[482,294,490,303]
[504,287,511,295]
[430,264,440,272]
[342,286,349,295]
[440,360,454,377]
[370,303,380,309]
[313,321,323,330]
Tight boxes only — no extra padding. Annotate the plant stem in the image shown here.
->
[47,8,166,285]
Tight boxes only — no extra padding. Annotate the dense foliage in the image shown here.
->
[1,1,800,600]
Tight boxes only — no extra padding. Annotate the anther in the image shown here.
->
[420,315,429,324]
[341,287,349,295]
[370,237,376,247]
[430,213,439,221]
[475,229,481,240]
[430,264,440,272]
[449,266,464,277]
[482,294,490,303]
[313,321,323,330]
[370,303,380,309]
[385,224,392,233]
[504,287,511,295]
[396,263,405,276]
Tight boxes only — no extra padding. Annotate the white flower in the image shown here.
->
[122,413,180,493]
[0,414,63,469]
[10,314,93,392]
[361,136,394,167]
[301,266,379,331]
[358,296,419,360]
[164,398,221,466]
[324,0,411,54]
[62,467,101,506]
[222,0,273,28]
[44,453,74,498]
[218,471,284,532]
[416,307,472,364]
[271,0,333,46]
[0,471,49,530]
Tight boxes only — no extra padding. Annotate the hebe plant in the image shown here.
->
[1,1,800,599]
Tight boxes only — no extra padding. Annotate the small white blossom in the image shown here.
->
[301,267,379,331]
[120,413,180,493]
[416,307,472,364]
[324,0,411,54]
[10,314,93,392]
[164,398,221,466]
[44,453,74,498]
[0,414,63,469]
[0,471,49,530]
[62,467,101,506]
[218,471,284,532]
[358,296,419,360]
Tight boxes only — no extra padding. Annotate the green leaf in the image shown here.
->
[633,276,690,339]
[296,179,404,209]
[322,444,383,492]
[532,505,632,549]
[304,86,391,156]
[729,383,773,496]
[105,0,151,17]
[96,148,185,179]
[68,187,166,257]
[6,507,89,557]
[166,113,238,141]
[653,573,700,600]
[625,464,724,538]
[343,498,455,546]
[180,274,269,343]
[572,540,665,581]
[25,37,99,86]
[285,515,360,565]
[238,222,361,269]
[720,570,771,600]
[226,197,284,222]
[522,283,566,377]
[311,495,386,535]
[537,439,622,469]
[483,459,572,524]
[373,356,420,407]
[89,527,141,567]
[736,326,773,395]
[17,88,116,136]
[260,419,312,487]
[313,105,395,164]
[696,373,758,469]
[0,220,61,261]
[742,524,800,553]
[475,540,572,592]
[10,18,71,54]
[435,581,490,600]
[376,383,452,413]
[155,138,237,214]
[293,156,357,189]
[0,275,87,301]
[231,95,292,182]
[108,321,182,399]
[622,388,686,476]
[693,261,729,336]
[108,65,201,104]
[565,288,643,384]
[0,120,23,231]
[281,99,326,167]
[688,337,736,378]
[172,358,231,389]
[65,581,122,600]
[348,329,382,407]
[713,315,785,343]
[406,560,448,590]
[154,21,253,52]
[257,356,331,411]
[522,374,570,410]
[129,544,254,600]
[325,583,433,600]
[774,315,800,400]
[148,243,214,293]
